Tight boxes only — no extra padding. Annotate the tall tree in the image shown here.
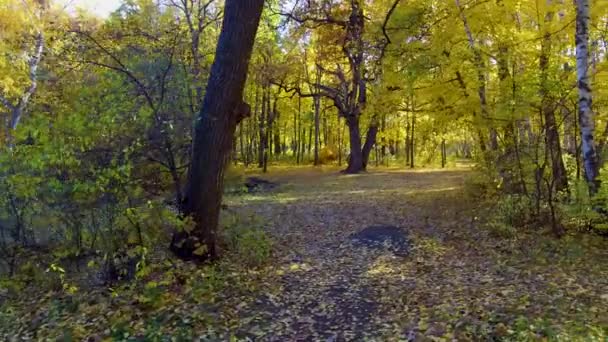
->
[575,0,600,193]
[539,0,569,193]
[167,0,222,114]
[171,0,265,261]
[0,0,46,144]
[454,0,498,151]
[278,0,400,173]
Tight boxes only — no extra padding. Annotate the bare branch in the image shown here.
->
[269,0,347,28]
[72,29,157,113]
[378,0,401,62]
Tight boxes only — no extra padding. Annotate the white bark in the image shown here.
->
[0,31,44,134]
[576,0,600,193]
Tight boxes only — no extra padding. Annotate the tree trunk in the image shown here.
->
[338,118,343,166]
[405,112,410,166]
[410,112,416,168]
[441,139,447,168]
[284,123,288,153]
[239,122,245,164]
[314,95,321,165]
[1,31,44,145]
[301,127,306,162]
[170,0,264,262]
[308,125,313,156]
[540,5,568,193]
[274,125,281,156]
[380,114,386,164]
[576,0,600,194]
[296,95,301,164]
[345,114,364,173]
[362,119,379,170]
[258,86,267,168]
[455,0,498,151]
[323,114,328,147]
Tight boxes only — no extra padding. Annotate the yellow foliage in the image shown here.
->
[319,146,338,164]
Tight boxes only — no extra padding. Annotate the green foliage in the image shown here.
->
[558,168,608,235]
[496,195,534,228]
[463,169,500,200]
[221,213,272,267]
[500,315,607,341]
[2,0,608,339]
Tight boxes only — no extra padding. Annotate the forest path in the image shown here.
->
[6,167,606,340]
[226,167,607,341]
[229,167,476,340]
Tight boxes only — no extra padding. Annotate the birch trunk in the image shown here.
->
[576,0,600,193]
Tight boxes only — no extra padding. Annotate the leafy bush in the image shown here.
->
[464,170,500,200]
[221,213,272,266]
[486,194,533,238]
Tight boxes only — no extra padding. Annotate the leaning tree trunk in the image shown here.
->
[1,31,44,145]
[170,0,264,261]
[576,0,600,194]
[362,119,379,170]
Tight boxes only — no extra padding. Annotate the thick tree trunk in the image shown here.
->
[345,115,364,173]
[362,121,379,170]
[170,0,264,262]
[576,0,600,194]
[338,118,343,166]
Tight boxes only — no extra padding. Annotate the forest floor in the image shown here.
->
[3,166,608,340]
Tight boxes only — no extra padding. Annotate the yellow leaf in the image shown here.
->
[193,245,207,256]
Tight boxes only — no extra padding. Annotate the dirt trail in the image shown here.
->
[224,167,607,341]
[230,168,475,340]
[6,167,606,340]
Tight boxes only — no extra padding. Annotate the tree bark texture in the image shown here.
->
[171,0,264,261]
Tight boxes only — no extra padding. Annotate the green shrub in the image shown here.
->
[486,194,533,238]
[497,194,533,227]
[560,175,608,235]
[221,213,272,266]
[464,171,499,200]
[487,221,518,239]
